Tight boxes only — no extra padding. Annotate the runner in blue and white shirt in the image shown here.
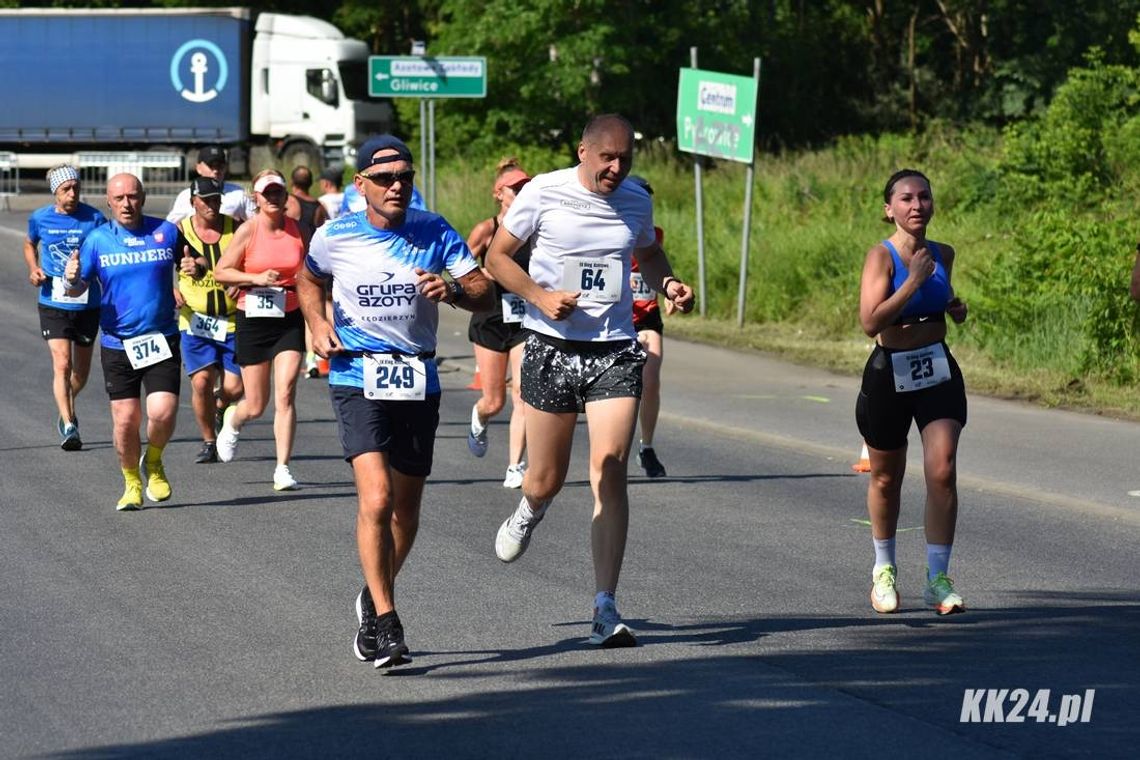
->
[65,173,182,512]
[23,164,106,450]
[298,134,491,670]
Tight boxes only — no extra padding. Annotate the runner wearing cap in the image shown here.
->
[213,169,309,491]
[24,164,106,450]
[465,157,533,489]
[63,173,181,511]
[174,177,245,464]
[299,133,492,669]
[167,146,256,223]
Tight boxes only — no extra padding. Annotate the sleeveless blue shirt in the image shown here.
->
[884,239,950,322]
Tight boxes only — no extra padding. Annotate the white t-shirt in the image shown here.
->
[502,166,655,342]
[318,192,343,221]
[166,182,256,223]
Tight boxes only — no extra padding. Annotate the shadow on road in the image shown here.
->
[53,591,1138,759]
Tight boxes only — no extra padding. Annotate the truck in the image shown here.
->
[0,7,392,173]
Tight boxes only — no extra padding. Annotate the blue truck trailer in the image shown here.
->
[0,7,391,170]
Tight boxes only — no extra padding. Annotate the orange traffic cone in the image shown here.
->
[466,364,482,390]
[851,443,871,473]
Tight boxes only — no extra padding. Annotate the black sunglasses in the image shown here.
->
[360,169,415,187]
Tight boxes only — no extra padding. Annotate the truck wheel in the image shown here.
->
[281,142,322,173]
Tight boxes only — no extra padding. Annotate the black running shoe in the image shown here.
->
[195,441,218,464]
[353,586,378,662]
[637,447,667,478]
[374,619,411,669]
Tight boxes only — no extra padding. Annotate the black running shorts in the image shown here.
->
[101,336,182,401]
[520,333,646,414]
[633,308,664,335]
[468,305,526,352]
[39,305,100,345]
[235,308,305,366]
[329,384,440,476]
[855,342,967,451]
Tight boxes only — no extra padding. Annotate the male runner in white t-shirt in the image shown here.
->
[485,114,694,647]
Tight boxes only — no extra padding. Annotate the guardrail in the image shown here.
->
[0,152,19,196]
[77,152,186,195]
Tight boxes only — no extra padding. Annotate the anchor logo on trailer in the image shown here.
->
[170,39,229,103]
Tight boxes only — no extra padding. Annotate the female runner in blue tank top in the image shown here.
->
[856,169,969,617]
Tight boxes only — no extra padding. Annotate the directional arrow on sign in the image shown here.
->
[374,72,390,81]
[742,115,753,126]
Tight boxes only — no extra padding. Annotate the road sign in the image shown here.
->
[675,67,758,164]
[368,56,487,98]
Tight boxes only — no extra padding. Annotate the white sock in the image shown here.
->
[639,440,652,451]
[470,404,485,434]
[520,496,549,520]
[873,537,896,571]
[927,543,952,580]
[594,590,615,610]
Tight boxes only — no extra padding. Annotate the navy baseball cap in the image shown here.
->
[356,134,414,171]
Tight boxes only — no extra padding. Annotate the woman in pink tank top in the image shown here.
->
[214,169,311,491]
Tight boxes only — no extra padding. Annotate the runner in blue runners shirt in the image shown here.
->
[24,164,106,450]
[64,173,182,512]
[298,134,492,670]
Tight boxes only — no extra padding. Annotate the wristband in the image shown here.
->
[662,276,679,295]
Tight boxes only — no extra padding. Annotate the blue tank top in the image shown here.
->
[884,239,950,322]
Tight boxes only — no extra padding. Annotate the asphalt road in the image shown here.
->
[1,206,1136,759]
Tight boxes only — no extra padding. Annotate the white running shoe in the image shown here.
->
[495,497,544,562]
[870,564,899,614]
[215,405,239,463]
[589,599,637,647]
[502,462,526,489]
[273,464,299,491]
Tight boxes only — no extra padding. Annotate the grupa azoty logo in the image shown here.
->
[170,39,229,103]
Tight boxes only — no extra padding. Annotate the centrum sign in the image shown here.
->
[676,67,758,164]
[369,56,487,98]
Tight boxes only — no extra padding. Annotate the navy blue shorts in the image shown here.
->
[181,331,240,376]
[329,384,440,477]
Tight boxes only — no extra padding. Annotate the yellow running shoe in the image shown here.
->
[924,570,965,615]
[116,480,143,512]
[870,564,899,613]
[141,455,172,503]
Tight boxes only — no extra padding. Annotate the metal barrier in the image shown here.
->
[77,152,186,195]
[0,152,18,196]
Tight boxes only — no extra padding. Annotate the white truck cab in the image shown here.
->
[250,13,389,169]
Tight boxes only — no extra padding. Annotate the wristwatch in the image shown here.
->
[448,278,466,305]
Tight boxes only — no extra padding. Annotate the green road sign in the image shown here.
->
[368,56,487,98]
[676,67,758,164]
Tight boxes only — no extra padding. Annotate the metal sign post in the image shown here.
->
[369,54,487,212]
[689,47,706,317]
[675,61,760,325]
